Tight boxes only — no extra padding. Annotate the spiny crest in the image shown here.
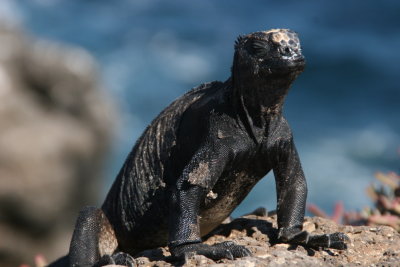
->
[234,35,246,49]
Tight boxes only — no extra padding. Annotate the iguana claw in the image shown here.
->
[171,241,252,261]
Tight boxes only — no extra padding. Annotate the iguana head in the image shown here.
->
[231,29,306,124]
[233,29,305,76]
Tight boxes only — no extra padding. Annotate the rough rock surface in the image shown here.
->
[105,213,400,267]
[0,23,115,266]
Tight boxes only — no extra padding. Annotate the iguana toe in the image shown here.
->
[171,241,251,261]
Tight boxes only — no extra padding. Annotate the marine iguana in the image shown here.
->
[51,29,349,267]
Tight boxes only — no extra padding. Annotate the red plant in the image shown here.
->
[308,171,400,232]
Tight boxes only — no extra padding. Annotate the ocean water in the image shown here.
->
[5,0,400,216]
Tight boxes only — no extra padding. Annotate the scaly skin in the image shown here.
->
[50,29,349,267]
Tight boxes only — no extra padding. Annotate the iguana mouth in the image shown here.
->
[282,55,305,69]
[266,53,305,73]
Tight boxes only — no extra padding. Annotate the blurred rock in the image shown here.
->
[125,214,400,267]
[0,23,116,266]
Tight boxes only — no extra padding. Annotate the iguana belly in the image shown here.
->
[199,170,263,236]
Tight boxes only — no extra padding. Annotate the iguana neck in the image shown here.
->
[231,70,297,130]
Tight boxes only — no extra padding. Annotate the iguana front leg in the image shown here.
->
[273,137,349,249]
[169,184,251,260]
[168,146,251,260]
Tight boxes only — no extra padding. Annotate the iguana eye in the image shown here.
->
[249,39,269,57]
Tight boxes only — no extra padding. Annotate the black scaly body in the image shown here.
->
[50,29,349,267]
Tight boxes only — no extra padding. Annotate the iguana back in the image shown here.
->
[102,81,224,228]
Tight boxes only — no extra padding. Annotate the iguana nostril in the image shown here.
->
[278,46,292,56]
[284,47,291,54]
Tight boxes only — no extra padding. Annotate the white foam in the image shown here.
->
[301,124,399,211]
[0,1,22,26]
[149,31,214,83]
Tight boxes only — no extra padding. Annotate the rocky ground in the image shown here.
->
[106,211,400,267]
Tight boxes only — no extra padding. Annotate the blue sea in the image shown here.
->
[5,0,399,216]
